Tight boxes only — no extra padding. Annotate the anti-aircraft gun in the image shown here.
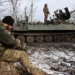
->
[12,7,75,43]
[45,7,74,24]
[53,7,75,24]
[54,7,70,20]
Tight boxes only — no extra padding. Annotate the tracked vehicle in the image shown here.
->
[11,7,75,43]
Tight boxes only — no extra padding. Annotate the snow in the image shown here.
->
[27,43,75,75]
[13,43,75,75]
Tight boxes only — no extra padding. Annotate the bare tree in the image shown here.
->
[29,0,37,22]
[22,0,37,22]
[0,0,9,18]
[7,0,22,25]
[0,0,37,25]
[70,5,75,24]
[0,0,24,25]
[71,12,75,24]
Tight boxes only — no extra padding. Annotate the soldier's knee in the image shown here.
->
[20,51,28,57]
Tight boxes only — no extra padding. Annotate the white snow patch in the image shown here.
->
[28,43,75,74]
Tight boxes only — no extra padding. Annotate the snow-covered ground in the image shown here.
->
[27,43,75,75]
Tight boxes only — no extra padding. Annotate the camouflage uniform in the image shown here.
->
[43,4,50,22]
[0,49,36,73]
[0,23,43,75]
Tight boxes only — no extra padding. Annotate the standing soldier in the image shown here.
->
[43,4,50,23]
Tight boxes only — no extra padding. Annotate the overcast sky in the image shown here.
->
[23,0,75,22]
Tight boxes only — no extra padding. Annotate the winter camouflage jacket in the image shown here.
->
[0,23,18,57]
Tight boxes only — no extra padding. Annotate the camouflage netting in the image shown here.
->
[0,61,31,75]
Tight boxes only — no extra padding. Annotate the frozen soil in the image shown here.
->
[1,42,75,75]
[27,43,75,75]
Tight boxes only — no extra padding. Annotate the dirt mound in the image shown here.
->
[0,61,20,75]
[0,61,31,75]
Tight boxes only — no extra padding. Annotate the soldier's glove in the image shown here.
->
[21,42,29,50]
[16,42,29,52]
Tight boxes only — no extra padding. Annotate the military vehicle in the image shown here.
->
[11,7,75,43]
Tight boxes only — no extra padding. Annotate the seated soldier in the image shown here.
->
[54,9,64,24]
[54,9,65,20]
[0,16,44,75]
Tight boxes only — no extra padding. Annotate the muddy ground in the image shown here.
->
[0,42,75,75]
[26,42,75,75]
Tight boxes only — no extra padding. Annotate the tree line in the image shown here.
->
[0,0,36,25]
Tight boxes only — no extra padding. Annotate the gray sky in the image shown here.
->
[22,0,75,22]
[28,0,75,22]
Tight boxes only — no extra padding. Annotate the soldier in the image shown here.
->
[53,10,61,24]
[0,16,44,75]
[54,9,64,20]
[43,4,50,23]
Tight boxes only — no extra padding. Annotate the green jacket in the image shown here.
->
[0,23,18,57]
[0,24,18,47]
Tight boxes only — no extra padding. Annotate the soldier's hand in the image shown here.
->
[16,39,21,44]
[13,39,21,49]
